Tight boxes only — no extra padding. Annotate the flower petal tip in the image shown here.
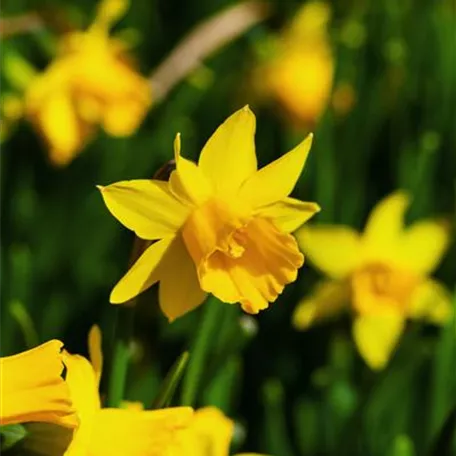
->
[173,133,182,160]
[96,185,105,192]
[109,290,126,305]
[304,132,314,145]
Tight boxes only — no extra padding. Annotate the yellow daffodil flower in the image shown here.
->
[293,191,453,370]
[99,106,320,321]
[0,340,78,428]
[24,0,151,166]
[62,326,193,455]
[257,2,334,126]
[174,406,265,456]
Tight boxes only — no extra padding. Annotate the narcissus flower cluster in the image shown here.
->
[293,192,452,370]
[99,106,320,321]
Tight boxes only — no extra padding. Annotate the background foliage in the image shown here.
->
[1,0,455,455]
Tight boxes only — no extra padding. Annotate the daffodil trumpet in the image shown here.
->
[0,340,77,428]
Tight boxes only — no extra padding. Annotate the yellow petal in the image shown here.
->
[89,407,194,456]
[0,340,77,428]
[397,220,451,275]
[293,280,349,329]
[199,217,304,313]
[110,237,173,304]
[176,407,234,456]
[71,51,149,101]
[257,197,320,233]
[102,99,149,136]
[286,1,331,42]
[62,351,101,456]
[169,133,213,206]
[98,180,189,240]
[95,0,129,29]
[62,352,100,419]
[408,279,453,325]
[363,191,409,260]
[352,314,405,370]
[296,225,362,278]
[158,235,207,322]
[238,133,313,208]
[198,106,257,197]
[38,90,83,166]
[88,325,103,386]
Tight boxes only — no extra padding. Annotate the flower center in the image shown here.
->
[181,198,250,266]
[350,262,419,316]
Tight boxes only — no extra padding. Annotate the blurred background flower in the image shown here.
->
[1,0,455,455]
[252,1,334,127]
[294,191,452,370]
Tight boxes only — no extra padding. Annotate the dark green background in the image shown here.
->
[1,1,455,455]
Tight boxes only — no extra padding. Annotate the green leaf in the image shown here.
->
[294,397,319,456]
[152,351,189,409]
[262,379,295,456]
[390,434,415,456]
[0,424,27,451]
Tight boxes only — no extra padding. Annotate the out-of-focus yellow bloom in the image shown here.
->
[99,106,320,321]
[1,93,24,142]
[257,2,334,126]
[174,406,265,456]
[24,0,152,166]
[63,326,193,455]
[293,192,453,370]
[0,340,78,428]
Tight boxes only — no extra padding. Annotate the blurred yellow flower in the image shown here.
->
[0,93,24,142]
[63,326,193,456]
[293,192,453,370]
[0,340,78,428]
[174,406,265,456]
[257,2,334,126]
[99,106,320,321]
[24,0,151,166]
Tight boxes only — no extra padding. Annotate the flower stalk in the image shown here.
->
[181,295,225,406]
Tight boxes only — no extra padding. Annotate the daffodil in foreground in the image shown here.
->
[24,0,151,166]
[99,106,320,321]
[256,1,334,126]
[293,192,453,370]
[0,340,77,428]
[175,406,264,456]
[62,326,193,455]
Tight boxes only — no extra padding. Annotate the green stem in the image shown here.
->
[181,295,223,406]
[9,300,39,349]
[106,305,134,407]
[106,237,147,407]
[152,352,189,409]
